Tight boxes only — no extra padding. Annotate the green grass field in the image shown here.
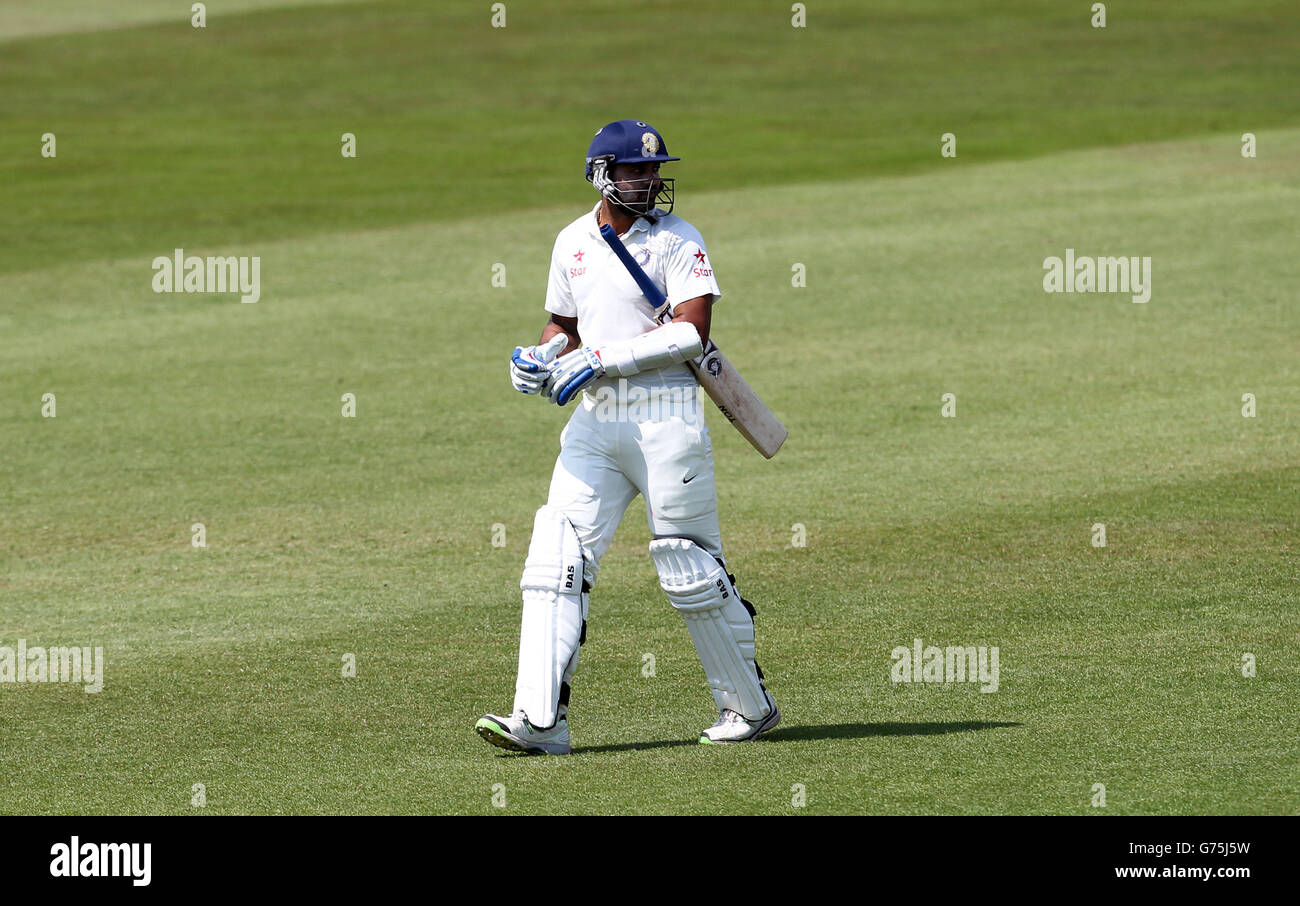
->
[1,0,1296,815]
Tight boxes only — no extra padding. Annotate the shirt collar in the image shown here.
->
[587,201,656,239]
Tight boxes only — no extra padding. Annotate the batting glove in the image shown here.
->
[546,346,606,406]
[509,334,568,395]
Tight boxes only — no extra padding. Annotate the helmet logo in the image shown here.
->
[641,132,659,156]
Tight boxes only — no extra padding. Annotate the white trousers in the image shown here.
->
[543,392,724,589]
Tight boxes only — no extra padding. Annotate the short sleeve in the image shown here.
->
[664,225,723,313]
[544,236,575,317]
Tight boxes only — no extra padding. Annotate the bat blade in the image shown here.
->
[695,343,788,458]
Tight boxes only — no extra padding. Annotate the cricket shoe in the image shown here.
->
[475,710,571,755]
[698,694,781,745]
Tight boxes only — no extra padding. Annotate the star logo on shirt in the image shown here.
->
[693,248,707,264]
[573,250,585,262]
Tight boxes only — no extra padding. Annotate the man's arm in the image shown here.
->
[542,299,707,363]
[545,299,709,405]
[541,314,580,356]
[665,294,712,346]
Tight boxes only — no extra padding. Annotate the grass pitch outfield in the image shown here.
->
[1,1,1297,815]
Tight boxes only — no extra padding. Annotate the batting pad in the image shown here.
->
[650,537,771,721]
[514,506,587,729]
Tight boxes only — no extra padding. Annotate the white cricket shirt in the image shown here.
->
[544,202,723,394]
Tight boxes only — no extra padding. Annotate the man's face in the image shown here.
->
[611,161,663,210]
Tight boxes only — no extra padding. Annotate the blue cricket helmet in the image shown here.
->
[584,120,680,180]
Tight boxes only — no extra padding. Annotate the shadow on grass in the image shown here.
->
[570,720,1021,755]
[766,721,1022,742]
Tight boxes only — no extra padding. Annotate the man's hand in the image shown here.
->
[545,346,606,406]
[510,334,568,395]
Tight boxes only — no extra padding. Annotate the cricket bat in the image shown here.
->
[599,223,788,458]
